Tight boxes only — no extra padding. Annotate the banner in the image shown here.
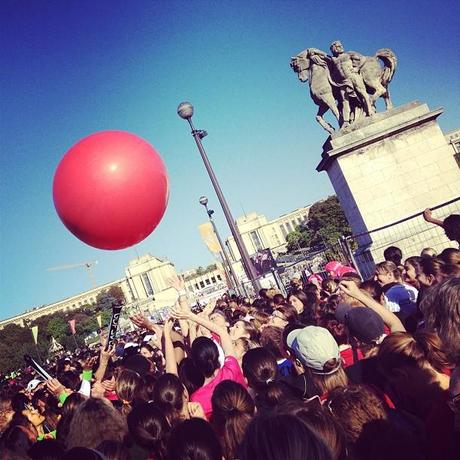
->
[96,314,102,328]
[68,319,76,335]
[198,222,220,254]
[31,326,39,345]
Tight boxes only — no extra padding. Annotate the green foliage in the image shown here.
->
[286,196,352,253]
[0,294,117,373]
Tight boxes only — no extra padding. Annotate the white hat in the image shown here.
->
[287,326,341,374]
[26,379,42,392]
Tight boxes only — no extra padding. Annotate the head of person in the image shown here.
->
[420,277,460,361]
[438,247,460,276]
[443,213,460,243]
[383,246,403,267]
[402,256,423,288]
[420,247,437,258]
[140,343,155,360]
[209,310,228,328]
[229,319,258,341]
[96,440,131,460]
[56,392,87,446]
[233,337,256,363]
[378,331,451,375]
[211,380,255,460]
[240,413,333,460]
[417,256,447,287]
[374,261,401,286]
[359,280,384,303]
[330,40,344,57]
[190,337,220,379]
[178,358,205,396]
[127,402,169,460]
[272,294,286,306]
[153,373,187,427]
[343,307,385,356]
[278,401,346,460]
[286,326,348,396]
[116,369,142,417]
[167,418,222,460]
[28,438,66,460]
[322,278,338,296]
[268,305,298,329]
[326,385,387,445]
[259,326,285,361]
[66,397,127,450]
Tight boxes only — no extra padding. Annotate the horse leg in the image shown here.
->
[316,103,335,134]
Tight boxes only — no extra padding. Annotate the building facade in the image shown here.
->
[224,206,311,279]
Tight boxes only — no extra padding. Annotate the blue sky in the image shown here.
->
[1,0,459,319]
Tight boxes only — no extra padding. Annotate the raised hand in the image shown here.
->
[46,378,66,398]
[188,401,206,419]
[170,306,192,321]
[167,274,185,292]
[130,313,155,331]
[423,208,433,222]
[338,279,362,299]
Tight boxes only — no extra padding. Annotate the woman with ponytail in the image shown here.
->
[242,347,299,414]
[211,380,255,460]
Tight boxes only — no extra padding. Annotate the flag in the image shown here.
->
[31,326,39,344]
[96,314,102,328]
[68,319,76,335]
[198,222,220,254]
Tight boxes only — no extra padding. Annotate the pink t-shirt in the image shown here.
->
[190,356,247,418]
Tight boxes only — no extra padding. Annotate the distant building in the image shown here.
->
[182,264,226,297]
[224,205,311,279]
[0,254,179,329]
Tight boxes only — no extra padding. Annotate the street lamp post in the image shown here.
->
[199,195,240,294]
[178,102,260,293]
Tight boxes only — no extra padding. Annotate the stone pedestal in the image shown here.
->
[317,101,460,276]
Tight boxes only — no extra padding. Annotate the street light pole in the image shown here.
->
[178,102,260,294]
[199,196,240,294]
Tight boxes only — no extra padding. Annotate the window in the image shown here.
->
[250,231,263,251]
[200,281,205,288]
[217,274,222,281]
[205,279,211,285]
[285,222,293,233]
[211,276,216,283]
[280,225,288,238]
[142,273,154,296]
[195,283,199,290]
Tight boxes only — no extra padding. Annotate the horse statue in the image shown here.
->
[290,45,397,134]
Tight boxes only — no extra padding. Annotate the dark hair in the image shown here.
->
[240,413,333,460]
[404,256,423,275]
[0,424,34,456]
[178,358,205,396]
[359,280,383,302]
[443,214,460,242]
[28,439,66,459]
[211,381,255,460]
[59,371,81,392]
[383,246,402,266]
[138,373,157,402]
[96,440,130,460]
[420,256,447,279]
[153,373,185,427]
[318,317,348,346]
[127,402,169,460]
[56,392,87,446]
[274,305,299,324]
[167,418,222,460]
[11,392,29,414]
[259,326,285,360]
[191,337,220,379]
[242,348,297,409]
[438,248,460,275]
[272,294,286,306]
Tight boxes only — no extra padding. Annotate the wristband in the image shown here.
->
[59,392,69,404]
[81,370,93,381]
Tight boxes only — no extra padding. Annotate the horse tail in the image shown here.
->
[375,48,397,86]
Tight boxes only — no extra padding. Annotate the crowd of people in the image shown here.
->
[0,237,459,459]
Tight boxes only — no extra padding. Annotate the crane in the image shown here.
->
[46,261,98,288]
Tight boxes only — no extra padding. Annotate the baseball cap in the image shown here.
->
[344,307,385,343]
[26,379,42,392]
[287,326,341,374]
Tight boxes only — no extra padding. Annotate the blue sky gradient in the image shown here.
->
[1,0,459,319]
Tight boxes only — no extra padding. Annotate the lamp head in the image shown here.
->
[177,102,194,119]
[199,196,208,206]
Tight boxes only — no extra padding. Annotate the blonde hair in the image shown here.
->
[375,261,402,281]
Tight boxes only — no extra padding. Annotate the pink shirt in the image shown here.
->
[190,356,247,418]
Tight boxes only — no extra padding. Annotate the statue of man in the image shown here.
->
[329,40,374,125]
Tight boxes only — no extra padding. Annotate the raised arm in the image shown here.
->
[168,275,190,338]
[339,280,406,333]
[170,308,234,357]
[163,318,178,376]
[423,208,445,228]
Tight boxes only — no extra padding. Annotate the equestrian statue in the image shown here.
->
[290,40,397,134]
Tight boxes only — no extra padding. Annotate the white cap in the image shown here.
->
[26,379,42,392]
[287,326,341,374]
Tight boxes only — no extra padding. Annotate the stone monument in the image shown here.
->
[290,41,460,276]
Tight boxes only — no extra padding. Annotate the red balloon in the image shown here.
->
[53,131,169,250]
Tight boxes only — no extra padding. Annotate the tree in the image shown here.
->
[286,196,352,252]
